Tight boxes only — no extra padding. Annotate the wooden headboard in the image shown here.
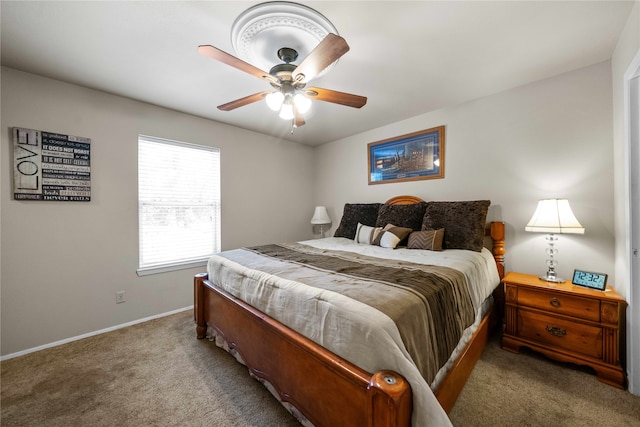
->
[385,195,505,279]
[386,195,424,205]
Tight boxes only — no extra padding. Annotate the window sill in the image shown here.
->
[137,259,208,276]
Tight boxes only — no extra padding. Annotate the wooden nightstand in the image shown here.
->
[502,271,627,389]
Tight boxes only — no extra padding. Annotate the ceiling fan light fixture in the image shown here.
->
[279,101,294,120]
[199,4,367,127]
[293,93,311,114]
[265,91,284,111]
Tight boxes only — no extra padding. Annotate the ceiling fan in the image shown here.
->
[197,33,367,128]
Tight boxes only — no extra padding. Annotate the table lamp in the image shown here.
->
[311,206,331,238]
[525,199,585,283]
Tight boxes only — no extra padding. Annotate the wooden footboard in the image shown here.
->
[194,220,505,425]
[194,273,412,427]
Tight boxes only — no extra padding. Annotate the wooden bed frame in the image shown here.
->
[194,196,505,426]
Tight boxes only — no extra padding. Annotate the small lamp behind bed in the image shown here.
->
[311,206,331,238]
[525,199,585,283]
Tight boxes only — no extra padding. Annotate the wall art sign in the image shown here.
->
[368,126,445,185]
[12,127,91,201]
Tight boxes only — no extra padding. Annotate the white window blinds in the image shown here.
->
[138,135,220,274]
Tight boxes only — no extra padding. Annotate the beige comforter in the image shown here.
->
[207,237,500,427]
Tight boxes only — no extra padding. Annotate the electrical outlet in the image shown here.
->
[116,291,125,304]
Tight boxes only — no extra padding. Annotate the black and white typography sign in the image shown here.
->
[13,127,91,201]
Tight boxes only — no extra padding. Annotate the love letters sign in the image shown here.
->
[13,127,91,202]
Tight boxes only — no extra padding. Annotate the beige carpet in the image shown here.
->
[450,336,640,427]
[1,310,299,427]
[2,310,639,426]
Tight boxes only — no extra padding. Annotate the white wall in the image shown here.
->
[315,61,615,289]
[1,68,315,357]
[611,0,639,396]
[613,3,639,301]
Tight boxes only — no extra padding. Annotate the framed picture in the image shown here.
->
[12,127,91,201]
[368,126,444,185]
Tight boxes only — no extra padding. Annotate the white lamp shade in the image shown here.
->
[293,93,312,114]
[279,102,294,120]
[265,91,284,111]
[525,199,585,234]
[310,206,331,224]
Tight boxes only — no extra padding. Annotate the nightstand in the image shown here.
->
[502,271,627,389]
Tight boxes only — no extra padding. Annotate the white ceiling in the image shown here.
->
[1,1,635,146]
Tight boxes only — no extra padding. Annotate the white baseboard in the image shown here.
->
[0,306,193,361]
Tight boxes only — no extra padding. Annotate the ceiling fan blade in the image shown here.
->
[217,91,271,111]
[292,33,349,84]
[305,87,367,108]
[198,45,277,84]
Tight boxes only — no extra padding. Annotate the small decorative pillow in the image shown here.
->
[372,224,413,249]
[334,203,383,239]
[354,223,382,244]
[407,229,445,251]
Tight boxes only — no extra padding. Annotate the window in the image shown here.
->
[138,135,220,275]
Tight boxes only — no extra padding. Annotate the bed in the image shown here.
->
[194,195,505,426]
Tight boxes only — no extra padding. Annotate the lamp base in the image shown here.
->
[539,274,565,283]
[539,234,565,283]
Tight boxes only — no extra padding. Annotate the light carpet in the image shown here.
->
[2,310,639,426]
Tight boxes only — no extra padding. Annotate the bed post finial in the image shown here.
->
[489,222,505,279]
[368,370,412,427]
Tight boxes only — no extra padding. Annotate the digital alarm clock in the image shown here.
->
[572,269,608,291]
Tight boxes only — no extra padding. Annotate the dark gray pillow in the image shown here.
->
[422,200,490,251]
[375,202,428,231]
[334,203,383,239]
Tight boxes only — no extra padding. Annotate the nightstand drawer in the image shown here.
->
[517,309,603,359]
[517,287,600,322]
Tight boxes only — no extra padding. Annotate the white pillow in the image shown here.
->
[354,222,382,244]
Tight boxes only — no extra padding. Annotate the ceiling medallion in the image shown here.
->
[231,1,339,77]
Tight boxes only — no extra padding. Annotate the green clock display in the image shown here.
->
[572,269,607,291]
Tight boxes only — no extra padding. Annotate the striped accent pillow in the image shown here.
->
[407,228,445,251]
[372,224,413,249]
[354,223,382,244]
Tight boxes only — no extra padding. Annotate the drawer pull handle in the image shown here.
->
[549,298,561,308]
[546,325,566,337]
